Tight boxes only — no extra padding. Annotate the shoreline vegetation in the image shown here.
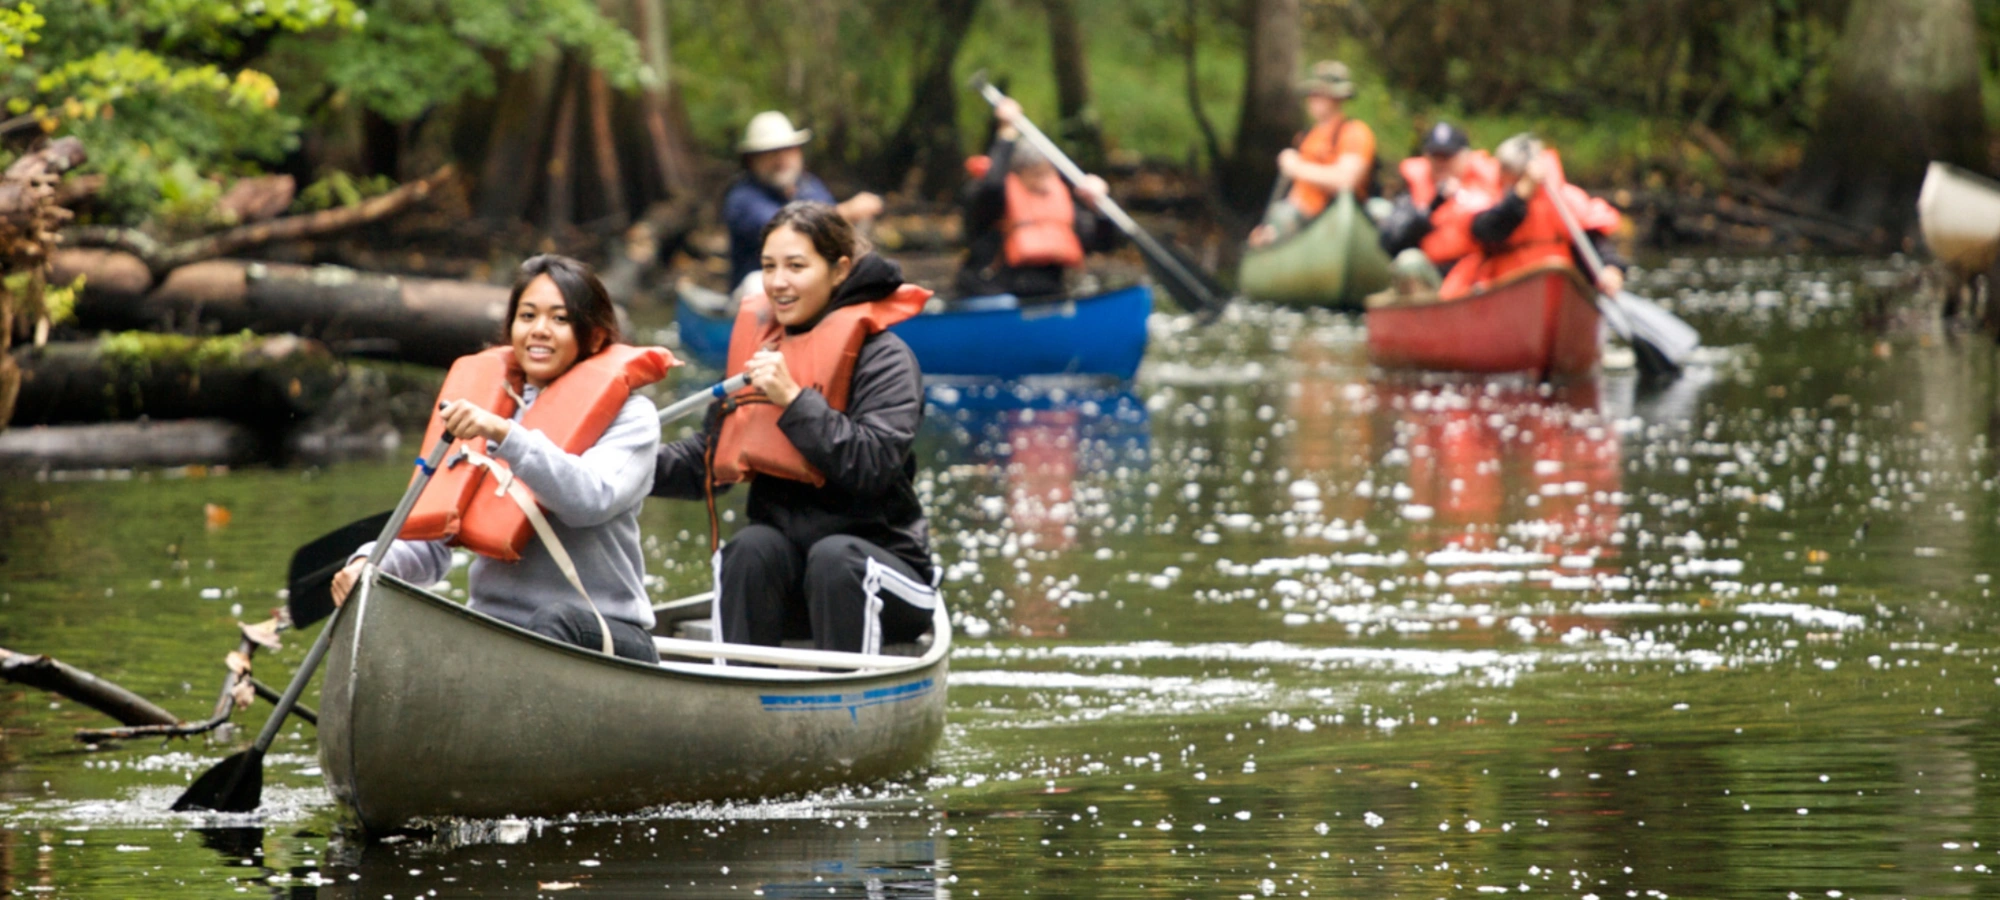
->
[3,0,1998,463]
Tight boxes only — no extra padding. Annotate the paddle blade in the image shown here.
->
[171,747,265,813]
[287,511,391,629]
[1144,241,1233,320]
[1611,291,1700,378]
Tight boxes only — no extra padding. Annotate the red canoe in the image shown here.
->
[1365,264,1602,380]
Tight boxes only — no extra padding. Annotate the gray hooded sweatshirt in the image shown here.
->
[356,384,660,630]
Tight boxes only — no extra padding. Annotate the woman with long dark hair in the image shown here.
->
[655,201,940,654]
[333,254,671,662]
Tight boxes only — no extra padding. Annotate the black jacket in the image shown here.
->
[954,136,1119,298]
[1469,192,1628,273]
[654,254,934,579]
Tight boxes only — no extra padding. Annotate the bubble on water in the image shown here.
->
[1363,811,1384,828]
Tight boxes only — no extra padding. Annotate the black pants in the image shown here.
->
[717,525,936,653]
[528,604,660,663]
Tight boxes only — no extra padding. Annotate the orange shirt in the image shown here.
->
[1288,116,1377,217]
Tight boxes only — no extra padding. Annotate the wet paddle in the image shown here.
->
[173,434,455,814]
[283,376,752,631]
[1542,180,1700,380]
[971,74,1233,321]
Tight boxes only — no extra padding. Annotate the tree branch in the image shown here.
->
[61,164,456,278]
[0,646,180,727]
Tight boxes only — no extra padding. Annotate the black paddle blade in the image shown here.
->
[1145,241,1234,321]
[287,511,391,629]
[171,747,265,813]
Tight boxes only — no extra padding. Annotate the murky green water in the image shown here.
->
[6,255,2000,898]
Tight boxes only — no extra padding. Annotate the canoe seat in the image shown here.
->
[673,619,932,657]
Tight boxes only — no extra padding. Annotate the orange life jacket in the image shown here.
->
[1002,173,1085,269]
[1399,152,1502,264]
[401,343,679,561]
[710,284,931,487]
[1439,151,1621,299]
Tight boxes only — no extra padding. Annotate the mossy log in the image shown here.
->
[0,418,263,468]
[7,332,345,427]
[52,250,508,368]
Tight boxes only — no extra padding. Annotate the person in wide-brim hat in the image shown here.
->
[721,111,884,299]
[1296,60,1357,100]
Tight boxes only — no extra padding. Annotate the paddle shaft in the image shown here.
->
[247,435,453,756]
[975,81,1222,312]
[657,373,751,423]
[1540,179,1640,340]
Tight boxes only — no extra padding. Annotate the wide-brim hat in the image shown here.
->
[1298,60,1356,100]
[737,111,812,154]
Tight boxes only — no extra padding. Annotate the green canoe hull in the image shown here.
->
[1240,191,1393,311]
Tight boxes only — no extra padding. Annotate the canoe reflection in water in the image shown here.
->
[1377,379,1623,557]
[312,811,948,899]
[924,380,1149,637]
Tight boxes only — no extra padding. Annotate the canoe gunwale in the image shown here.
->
[1365,263,1594,311]
[355,571,951,685]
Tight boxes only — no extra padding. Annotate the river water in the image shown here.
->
[5,255,2000,898]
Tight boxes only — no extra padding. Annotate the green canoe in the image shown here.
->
[1239,190,1393,311]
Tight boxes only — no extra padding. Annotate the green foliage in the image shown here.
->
[0,1,43,60]
[293,169,396,212]
[266,0,646,124]
[99,329,258,371]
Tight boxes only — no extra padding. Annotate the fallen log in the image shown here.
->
[61,164,455,279]
[0,418,264,468]
[0,647,179,727]
[8,332,346,427]
[50,251,509,367]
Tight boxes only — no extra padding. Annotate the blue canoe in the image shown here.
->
[674,284,1153,381]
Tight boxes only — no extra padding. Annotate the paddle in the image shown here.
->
[283,376,753,631]
[970,74,1232,321]
[1542,179,1700,379]
[174,433,455,814]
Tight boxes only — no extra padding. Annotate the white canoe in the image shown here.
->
[1918,161,2000,271]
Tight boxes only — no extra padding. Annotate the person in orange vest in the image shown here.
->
[955,97,1116,299]
[330,255,671,662]
[1248,61,1377,247]
[1380,123,1502,290]
[1440,133,1627,300]
[653,201,940,655]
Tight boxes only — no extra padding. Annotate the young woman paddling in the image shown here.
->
[332,255,674,663]
[653,201,940,654]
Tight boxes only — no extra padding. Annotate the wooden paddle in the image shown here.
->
[284,376,751,630]
[1541,179,1700,380]
[173,434,455,814]
[970,74,1233,321]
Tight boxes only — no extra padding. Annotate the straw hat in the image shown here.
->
[1297,61,1356,100]
[737,111,813,154]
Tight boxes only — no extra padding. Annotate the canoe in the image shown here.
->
[1239,191,1393,310]
[1918,161,2000,272]
[675,283,1153,380]
[1365,264,1601,380]
[318,572,950,834]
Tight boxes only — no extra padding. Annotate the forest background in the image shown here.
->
[3,0,1996,262]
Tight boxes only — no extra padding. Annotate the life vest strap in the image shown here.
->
[455,449,616,656]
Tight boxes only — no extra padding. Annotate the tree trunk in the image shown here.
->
[878,0,984,199]
[633,0,697,196]
[476,60,562,222]
[8,333,344,428]
[1222,0,1300,214]
[0,418,264,468]
[544,56,584,231]
[52,250,509,368]
[1788,0,1987,238]
[1043,0,1104,171]
[586,68,630,225]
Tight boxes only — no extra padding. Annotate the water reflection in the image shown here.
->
[315,809,947,899]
